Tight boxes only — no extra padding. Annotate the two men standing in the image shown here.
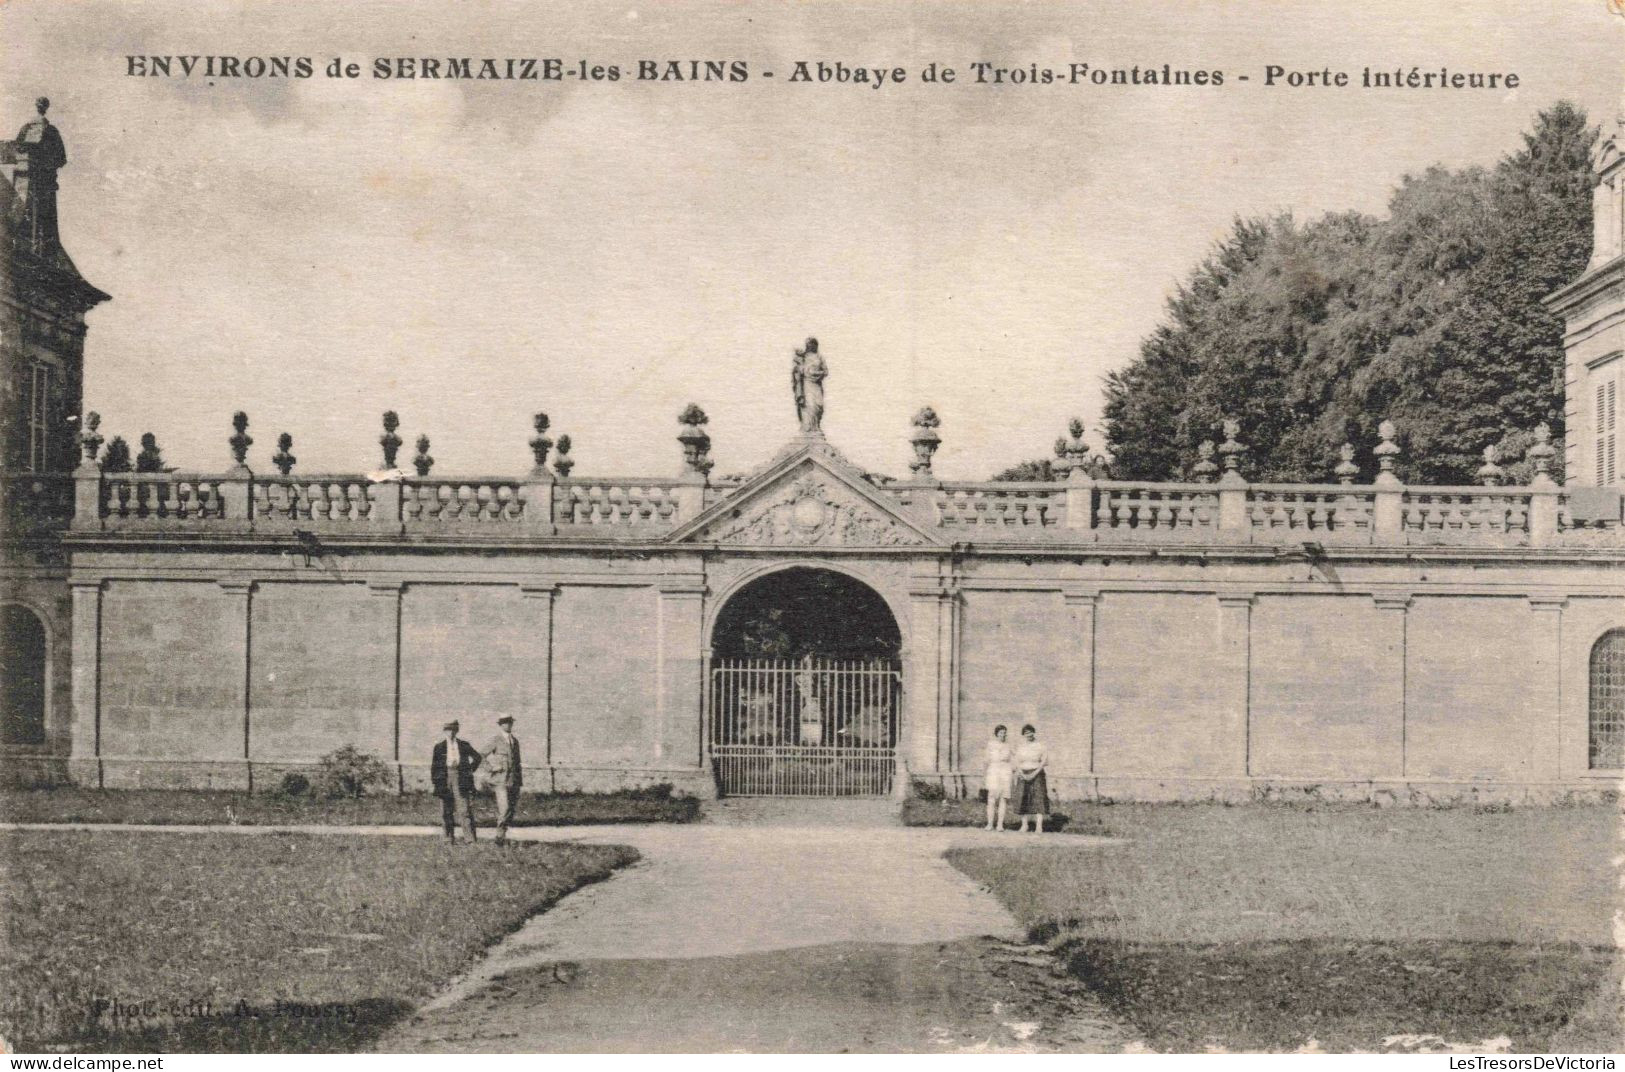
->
[429,716,523,844]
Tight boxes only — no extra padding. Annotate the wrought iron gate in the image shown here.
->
[709,657,901,796]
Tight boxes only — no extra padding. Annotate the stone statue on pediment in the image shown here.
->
[791,337,827,435]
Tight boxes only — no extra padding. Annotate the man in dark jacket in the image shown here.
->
[431,720,481,842]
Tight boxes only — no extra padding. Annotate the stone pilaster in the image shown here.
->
[1372,592,1412,779]
[938,586,961,774]
[905,584,951,778]
[1528,596,1565,781]
[218,580,255,785]
[521,472,557,534]
[1063,588,1101,775]
[366,581,404,776]
[1064,466,1094,530]
[519,584,557,765]
[656,582,706,766]
[1216,593,1254,776]
[67,580,102,785]
[369,482,404,535]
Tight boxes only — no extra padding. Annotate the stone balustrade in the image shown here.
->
[1092,482,1220,535]
[99,473,226,524]
[1247,485,1372,535]
[401,478,526,524]
[934,482,1066,528]
[1400,488,1533,540]
[41,463,1619,547]
[553,478,686,527]
[252,476,373,525]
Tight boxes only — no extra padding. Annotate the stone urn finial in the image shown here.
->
[380,411,403,469]
[272,432,296,476]
[1373,419,1402,485]
[1191,439,1219,483]
[1052,435,1072,478]
[908,407,941,475]
[79,411,103,468]
[528,412,553,475]
[1527,422,1556,486]
[553,433,575,478]
[229,411,253,470]
[1476,443,1505,487]
[1334,442,1359,485]
[1216,419,1247,483]
[413,434,434,477]
[677,404,713,477]
[1058,417,1090,480]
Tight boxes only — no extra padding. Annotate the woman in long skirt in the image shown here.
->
[1013,723,1049,833]
[983,725,1015,831]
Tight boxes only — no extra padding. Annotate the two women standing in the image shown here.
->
[983,723,1048,832]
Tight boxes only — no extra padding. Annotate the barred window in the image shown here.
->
[1591,629,1625,770]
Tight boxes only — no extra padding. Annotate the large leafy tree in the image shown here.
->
[1094,103,1596,484]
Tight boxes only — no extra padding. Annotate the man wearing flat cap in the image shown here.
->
[431,720,481,842]
[483,716,523,844]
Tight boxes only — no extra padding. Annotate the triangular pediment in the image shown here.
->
[667,438,942,548]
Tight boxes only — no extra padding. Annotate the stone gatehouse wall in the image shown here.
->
[65,549,710,795]
[56,538,1623,804]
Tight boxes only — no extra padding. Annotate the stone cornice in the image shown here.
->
[1546,254,1625,315]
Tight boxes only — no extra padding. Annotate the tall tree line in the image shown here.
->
[1089,102,1597,485]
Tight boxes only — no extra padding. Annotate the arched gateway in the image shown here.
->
[708,567,903,796]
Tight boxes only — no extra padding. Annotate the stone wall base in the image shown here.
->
[34,756,1625,807]
[63,757,719,799]
[909,770,1625,807]
[0,751,73,788]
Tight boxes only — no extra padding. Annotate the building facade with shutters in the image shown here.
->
[1550,102,1625,490]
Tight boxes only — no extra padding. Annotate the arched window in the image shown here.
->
[1591,629,1625,770]
[1,605,47,746]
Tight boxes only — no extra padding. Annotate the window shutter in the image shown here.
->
[1609,379,1619,486]
[1599,383,1609,485]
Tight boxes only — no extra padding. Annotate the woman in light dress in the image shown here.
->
[1014,723,1049,833]
[983,724,1014,830]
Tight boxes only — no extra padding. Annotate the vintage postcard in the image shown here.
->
[1,0,1623,1059]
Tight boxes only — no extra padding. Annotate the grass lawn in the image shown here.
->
[0,784,700,827]
[900,796,1109,835]
[947,803,1622,1053]
[0,829,637,1052]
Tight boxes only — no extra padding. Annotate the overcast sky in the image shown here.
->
[2,0,1621,479]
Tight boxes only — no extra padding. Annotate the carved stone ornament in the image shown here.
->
[707,469,926,547]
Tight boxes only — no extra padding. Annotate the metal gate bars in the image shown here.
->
[709,656,901,796]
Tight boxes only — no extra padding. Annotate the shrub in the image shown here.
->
[277,772,311,798]
[314,746,393,799]
[911,779,946,802]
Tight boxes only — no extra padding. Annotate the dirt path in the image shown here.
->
[379,819,1139,1053]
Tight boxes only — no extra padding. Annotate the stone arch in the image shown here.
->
[704,558,911,657]
[705,563,907,795]
[1,603,49,747]
[709,565,902,662]
[1589,627,1625,770]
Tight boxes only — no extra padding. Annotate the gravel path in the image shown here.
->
[381,817,1139,1052]
[4,803,1139,1051]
